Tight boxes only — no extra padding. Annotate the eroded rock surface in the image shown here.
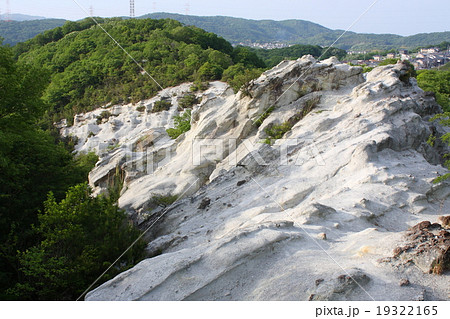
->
[62,57,450,301]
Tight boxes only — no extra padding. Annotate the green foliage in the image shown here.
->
[152,99,172,113]
[142,13,450,51]
[264,122,293,145]
[197,61,224,80]
[151,194,179,208]
[429,113,450,183]
[263,96,320,144]
[178,94,199,109]
[10,183,145,300]
[362,66,375,73]
[232,47,266,68]
[222,63,264,93]
[166,110,192,139]
[0,19,66,46]
[252,44,345,68]
[254,106,275,127]
[0,45,98,299]
[440,62,450,71]
[379,58,400,66]
[136,105,146,112]
[320,47,347,60]
[190,80,209,92]
[96,110,112,125]
[417,70,450,112]
[14,18,256,127]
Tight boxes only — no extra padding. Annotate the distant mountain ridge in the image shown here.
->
[0,13,47,21]
[0,12,449,50]
[0,19,66,45]
[142,13,450,51]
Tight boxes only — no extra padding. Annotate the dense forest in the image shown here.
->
[0,17,449,301]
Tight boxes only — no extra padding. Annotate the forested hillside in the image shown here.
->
[143,13,450,51]
[0,42,146,300]
[0,19,66,45]
[13,18,265,126]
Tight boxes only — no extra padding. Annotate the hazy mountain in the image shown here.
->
[0,19,66,45]
[0,13,47,21]
[0,12,448,50]
[142,13,450,50]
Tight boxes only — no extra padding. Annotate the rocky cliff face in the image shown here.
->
[63,56,450,300]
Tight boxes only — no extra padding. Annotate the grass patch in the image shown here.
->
[263,96,321,145]
[264,122,292,145]
[166,110,192,139]
[254,105,275,127]
[151,194,179,208]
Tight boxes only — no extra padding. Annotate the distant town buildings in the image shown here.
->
[346,47,449,70]
[235,42,291,49]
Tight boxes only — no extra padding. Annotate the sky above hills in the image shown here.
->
[3,0,449,36]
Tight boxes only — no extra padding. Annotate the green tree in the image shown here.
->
[197,61,224,81]
[167,110,192,139]
[222,63,264,93]
[417,70,450,112]
[0,44,97,299]
[11,184,145,300]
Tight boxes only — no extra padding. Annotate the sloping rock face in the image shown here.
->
[64,56,450,300]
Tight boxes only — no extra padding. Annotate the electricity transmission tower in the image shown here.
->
[130,0,135,18]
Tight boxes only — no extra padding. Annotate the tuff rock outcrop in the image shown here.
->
[62,56,450,300]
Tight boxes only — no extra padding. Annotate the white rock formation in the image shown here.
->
[63,56,450,300]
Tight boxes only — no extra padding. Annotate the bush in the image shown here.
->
[136,105,146,112]
[254,106,275,127]
[96,111,112,125]
[166,110,192,139]
[379,58,399,66]
[264,122,292,145]
[151,194,179,208]
[197,62,224,81]
[263,96,320,145]
[11,183,145,300]
[152,100,172,113]
[178,94,199,109]
[190,81,209,92]
[417,70,450,112]
[222,63,264,93]
[429,113,450,183]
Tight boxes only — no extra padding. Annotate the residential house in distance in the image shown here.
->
[373,55,383,61]
[420,47,440,54]
[386,53,396,59]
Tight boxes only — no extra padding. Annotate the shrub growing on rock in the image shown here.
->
[178,94,199,109]
[166,110,192,139]
[152,100,172,113]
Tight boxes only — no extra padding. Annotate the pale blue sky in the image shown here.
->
[4,0,450,36]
